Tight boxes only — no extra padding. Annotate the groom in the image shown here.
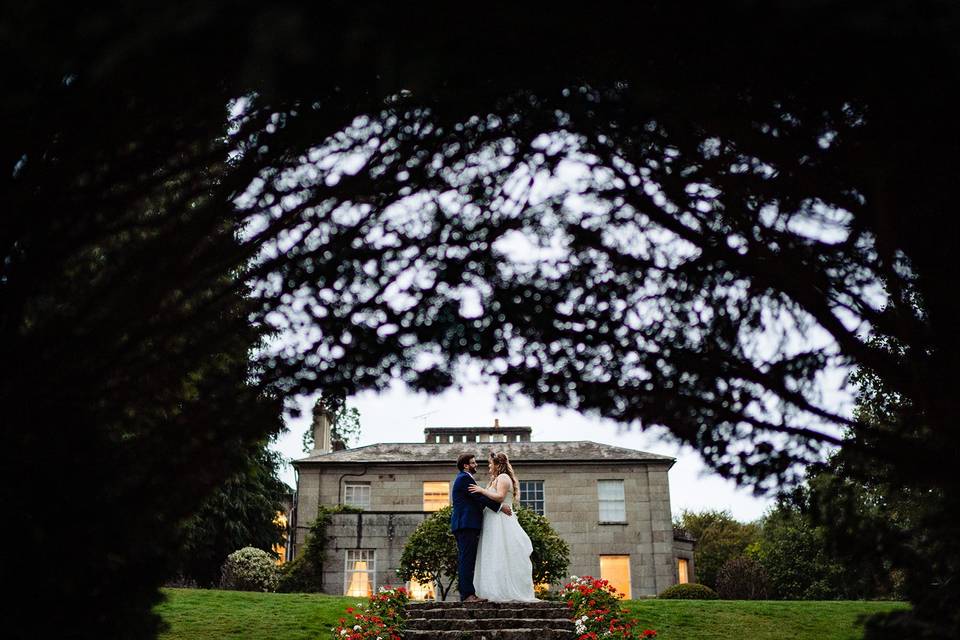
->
[450,452,512,602]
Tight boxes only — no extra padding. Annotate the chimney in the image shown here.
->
[494,418,500,429]
[310,404,333,454]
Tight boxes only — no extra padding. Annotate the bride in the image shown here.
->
[467,451,539,602]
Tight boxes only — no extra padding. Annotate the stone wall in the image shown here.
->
[324,512,427,595]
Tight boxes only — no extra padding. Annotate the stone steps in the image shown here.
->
[403,601,575,639]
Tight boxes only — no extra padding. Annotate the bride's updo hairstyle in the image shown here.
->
[488,451,520,503]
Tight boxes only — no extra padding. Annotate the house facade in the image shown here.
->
[290,412,695,599]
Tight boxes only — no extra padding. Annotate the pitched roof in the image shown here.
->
[293,440,675,466]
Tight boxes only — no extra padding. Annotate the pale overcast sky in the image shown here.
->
[270,378,778,523]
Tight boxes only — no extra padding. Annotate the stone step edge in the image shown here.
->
[405,603,566,608]
[406,617,575,624]
[402,630,575,635]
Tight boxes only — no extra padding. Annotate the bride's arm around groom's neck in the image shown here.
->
[468,474,510,503]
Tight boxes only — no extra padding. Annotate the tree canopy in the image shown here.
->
[5,2,960,637]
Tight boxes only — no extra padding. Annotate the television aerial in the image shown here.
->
[411,410,439,428]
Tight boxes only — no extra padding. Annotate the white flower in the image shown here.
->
[340,631,348,636]
[354,624,362,631]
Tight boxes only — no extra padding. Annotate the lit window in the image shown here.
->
[272,512,288,564]
[344,549,375,596]
[408,576,435,601]
[519,480,545,515]
[600,555,632,599]
[678,558,689,584]
[344,482,371,509]
[423,481,450,511]
[597,480,626,522]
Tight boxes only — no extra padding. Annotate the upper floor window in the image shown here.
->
[423,481,450,511]
[519,480,545,515]
[344,481,371,509]
[597,480,626,522]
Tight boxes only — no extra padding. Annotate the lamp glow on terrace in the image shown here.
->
[408,577,436,601]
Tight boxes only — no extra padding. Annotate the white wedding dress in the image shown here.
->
[473,474,539,602]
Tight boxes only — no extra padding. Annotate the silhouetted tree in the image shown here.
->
[675,509,760,590]
[176,443,289,587]
[4,2,960,637]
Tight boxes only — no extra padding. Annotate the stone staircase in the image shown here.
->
[403,600,575,639]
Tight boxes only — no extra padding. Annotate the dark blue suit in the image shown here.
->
[450,471,502,600]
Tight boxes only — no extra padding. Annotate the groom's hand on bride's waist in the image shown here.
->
[500,504,512,516]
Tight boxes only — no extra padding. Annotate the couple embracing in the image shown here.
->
[450,451,538,602]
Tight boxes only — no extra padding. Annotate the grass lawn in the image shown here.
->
[156,588,908,640]
[156,588,359,640]
[623,599,909,640]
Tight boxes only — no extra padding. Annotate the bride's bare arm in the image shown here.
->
[467,475,510,502]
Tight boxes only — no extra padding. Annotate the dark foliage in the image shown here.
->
[716,556,770,600]
[4,2,960,637]
[675,509,760,590]
[177,443,289,587]
[657,583,718,600]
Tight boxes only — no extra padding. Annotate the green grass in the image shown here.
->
[623,599,909,640]
[155,588,360,640]
[155,588,909,640]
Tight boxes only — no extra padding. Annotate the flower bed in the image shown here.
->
[331,586,409,639]
[561,576,657,639]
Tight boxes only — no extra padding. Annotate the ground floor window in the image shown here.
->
[423,481,450,511]
[408,576,435,601]
[344,549,376,597]
[677,558,689,584]
[599,555,632,599]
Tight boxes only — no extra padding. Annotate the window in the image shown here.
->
[344,482,371,509]
[408,576,435,601]
[423,481,450,511]
[519,480,545,515]
[677,558,689,584]
[272,512,288,564]
[600,555,632,599]
[597,480,626,522]
[344,549,375,596]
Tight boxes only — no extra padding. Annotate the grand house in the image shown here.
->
[290,410,695,600]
